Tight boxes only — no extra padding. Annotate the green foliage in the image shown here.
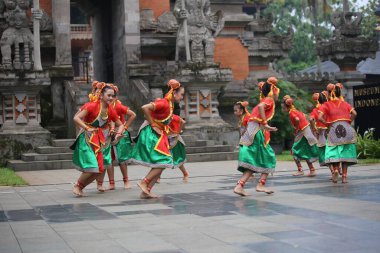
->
[249,80,313,143]
[262,0,335,73]
[356,128,380,159]
[276,150,295,161]
[358,0,378,38]
[0,168,27,186]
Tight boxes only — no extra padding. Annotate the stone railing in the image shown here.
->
[70,24,92,40]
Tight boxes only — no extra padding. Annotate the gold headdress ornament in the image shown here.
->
[92,82,107,101]
[321,90,329,101]
[312,93,320,102]
[327,83,344,101]
[283,95,295,110]
[258,81,265,99]
[108,83,119,94]
[89,80,99,102]
[312,93,320,107]
[335,83,345,101]
[236,101,250,115]
[165,79,181,101]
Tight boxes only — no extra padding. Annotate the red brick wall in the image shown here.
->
[139,0,170,19]
[214,38,249,81]
[40,0,52,18]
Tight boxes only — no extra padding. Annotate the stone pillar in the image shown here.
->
[112,0,128,90]
[124,0,141,65]
[335,71,366,106]
[0,72,51,133]
[51,0,73,124]
[52,0,72,66]
[177,66,233,125]
[317,9,378,106]
[185,87,222,122]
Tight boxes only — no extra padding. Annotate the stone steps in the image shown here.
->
[8,160,74,171]
[9,151,239,171]
[52,139,75,147]
[8,134,237,171]
[37,146,73,154]
[21,153,73,161]
[185,145,233,153]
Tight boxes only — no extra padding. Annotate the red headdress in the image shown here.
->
[260,77,280,99]
[236,101,250,115]
[165,79,181,101]
[283,95,295,110]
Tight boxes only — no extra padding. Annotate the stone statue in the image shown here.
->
[174,0,224,64]
[0,0,34,70]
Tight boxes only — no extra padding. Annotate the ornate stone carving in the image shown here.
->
[249,18,292,58]
[331,11,362,36]
[40,9,52,32]
[140,9,157,31]
[0,71,50,132]
[0,0,34,70]
[317,10,378,63]
[248,14,272,33]
[174,0,224,64]
[156,12,178,33]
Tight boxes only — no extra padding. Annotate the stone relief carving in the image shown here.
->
[156,12,178,33]
[39,9,52,31]
[317,9,378,61]
[0,0,34,70]
[174,0,224,64]
[140,9,157,31]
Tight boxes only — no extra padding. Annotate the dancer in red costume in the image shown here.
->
[72,84,124,197]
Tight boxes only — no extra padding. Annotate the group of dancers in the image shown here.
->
[233,78,357,196]
[71,77,358,198]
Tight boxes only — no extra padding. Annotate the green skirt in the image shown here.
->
[130,125,173,168]
[238,130,276,174]
[292,136,319,163]
[325,143,357,165]
[171,142,186,168]
[113,131,133,165]
[103,143,112,166]
[72,132,100,173]
[318,146,327,166]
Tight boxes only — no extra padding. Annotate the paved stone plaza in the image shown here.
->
[1,161,380,253]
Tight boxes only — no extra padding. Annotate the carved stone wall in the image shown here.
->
[0,0,34,70]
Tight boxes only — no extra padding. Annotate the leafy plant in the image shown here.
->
[356,128,380,159]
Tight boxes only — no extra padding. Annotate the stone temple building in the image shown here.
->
[0,0,377,169]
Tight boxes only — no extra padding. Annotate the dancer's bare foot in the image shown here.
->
[148,192,160,198]
[256,184,274,194]
[293,171,304,176]
[97,185,106,192]
[306,170,316,177]
[182,174,189,183]
[72,184,83,197]
[137,179,150,195]
[233,185,249,196]
[124,181,132,189]
[332,170,339,183]
[342,174,348,184]
[140,191,153,199]
[108,180,115,191]
[156,178,161,184]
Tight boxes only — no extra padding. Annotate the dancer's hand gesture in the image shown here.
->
[85,127,95,133]
[264,124,278,132]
